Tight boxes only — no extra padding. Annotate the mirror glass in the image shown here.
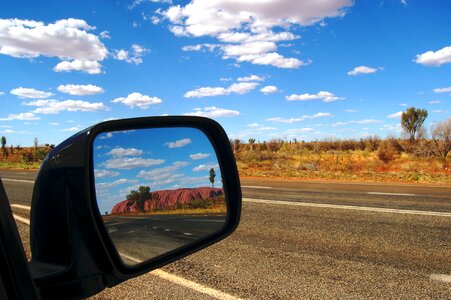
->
[92,127,227,266]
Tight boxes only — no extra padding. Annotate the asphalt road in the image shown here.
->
[1,169,451,299]
[104,214,226,264]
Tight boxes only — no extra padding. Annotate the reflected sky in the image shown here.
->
[93,127,221,214]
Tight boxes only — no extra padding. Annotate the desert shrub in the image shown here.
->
[377,141,397,163]
[387,137,404,154]
[33,148,50,161]
[20,152,34,164]
[364,135,381,151]
[267,139,283,152]
[298,161,319,171]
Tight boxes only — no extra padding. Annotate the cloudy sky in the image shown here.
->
[0,0,450,146]
[93,127,220,213]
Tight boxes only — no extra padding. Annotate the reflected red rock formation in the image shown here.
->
[111,187,223,214]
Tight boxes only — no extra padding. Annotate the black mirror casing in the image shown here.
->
[29,116,241,299]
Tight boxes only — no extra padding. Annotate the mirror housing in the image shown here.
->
[29,116,241,299]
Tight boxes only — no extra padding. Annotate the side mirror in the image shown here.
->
[29,117,241,299]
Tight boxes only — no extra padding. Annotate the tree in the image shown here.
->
[126,186,151,210]
[430,118,451,168]
[1,136,6,158]
[248,138,256,151]
[137,186,151,207]
[401,107,428,144]
[209,168,216,188]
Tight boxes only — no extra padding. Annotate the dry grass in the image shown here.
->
[0,146,50,170]
[235,140,450,184]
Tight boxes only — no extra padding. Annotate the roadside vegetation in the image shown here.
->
[0,136,54,169]
[234,111,450,184]
[1,109,450,184]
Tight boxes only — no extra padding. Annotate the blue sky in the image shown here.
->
[93,127,220,213]
[0,0,450,146]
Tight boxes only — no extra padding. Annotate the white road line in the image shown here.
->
[1,178,35,184]
[12,213,242,300]
[119,253,242,300]
[11,204,31,211]
[243,198,451,217]
[367,192,416,196]
[429,274,451,283]
[183,233,193,236]
[242,185,272,189]
[13,214,30,225]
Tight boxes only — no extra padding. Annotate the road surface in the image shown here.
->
[1,169,450,299]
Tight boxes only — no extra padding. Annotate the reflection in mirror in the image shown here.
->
[93,127,227,266]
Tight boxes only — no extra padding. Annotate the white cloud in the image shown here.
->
[166,138,191,148]
[240,52,308,68]
[96,178,137,190]
[331,121,348,127]
[0,18,107,60]
[113,44,149,64]
[415,46,451,67]
[54,60,103,74]
[260,85,278,94]
[193,163,219,172]
[184,82,258,98]
[57,84,104,96]
[99,31,111,39]
[137,161,188,181]
[237,74,264,82]
[344,109,357,113]
[353,119,383,124]
[112,92,163,109]
[218,31,299,44]
[0,129,33,134]
[184,87,229,98]
[26,99,107,114]
[10,87,53,99]
[347,66,380,76]
[266,112,331,124]
[99,132,113,139]
[161,0,352,68]
[0,91,4,96]
[283,128,314,135]
[286,91,344,102]
[94,169,120,178]
[247,123,260,128]
[162,0,352,35]
[433,86,451,93]
[387,111,403,119]
[0,112,40,121]
[107,147,143,157]
[103,157,165,170]
[62,126,82,132]
[428,100,442,104]
[228,82,260,94]
[190,153,210,160]
[183,106,240,118]
[182,43,219,52]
